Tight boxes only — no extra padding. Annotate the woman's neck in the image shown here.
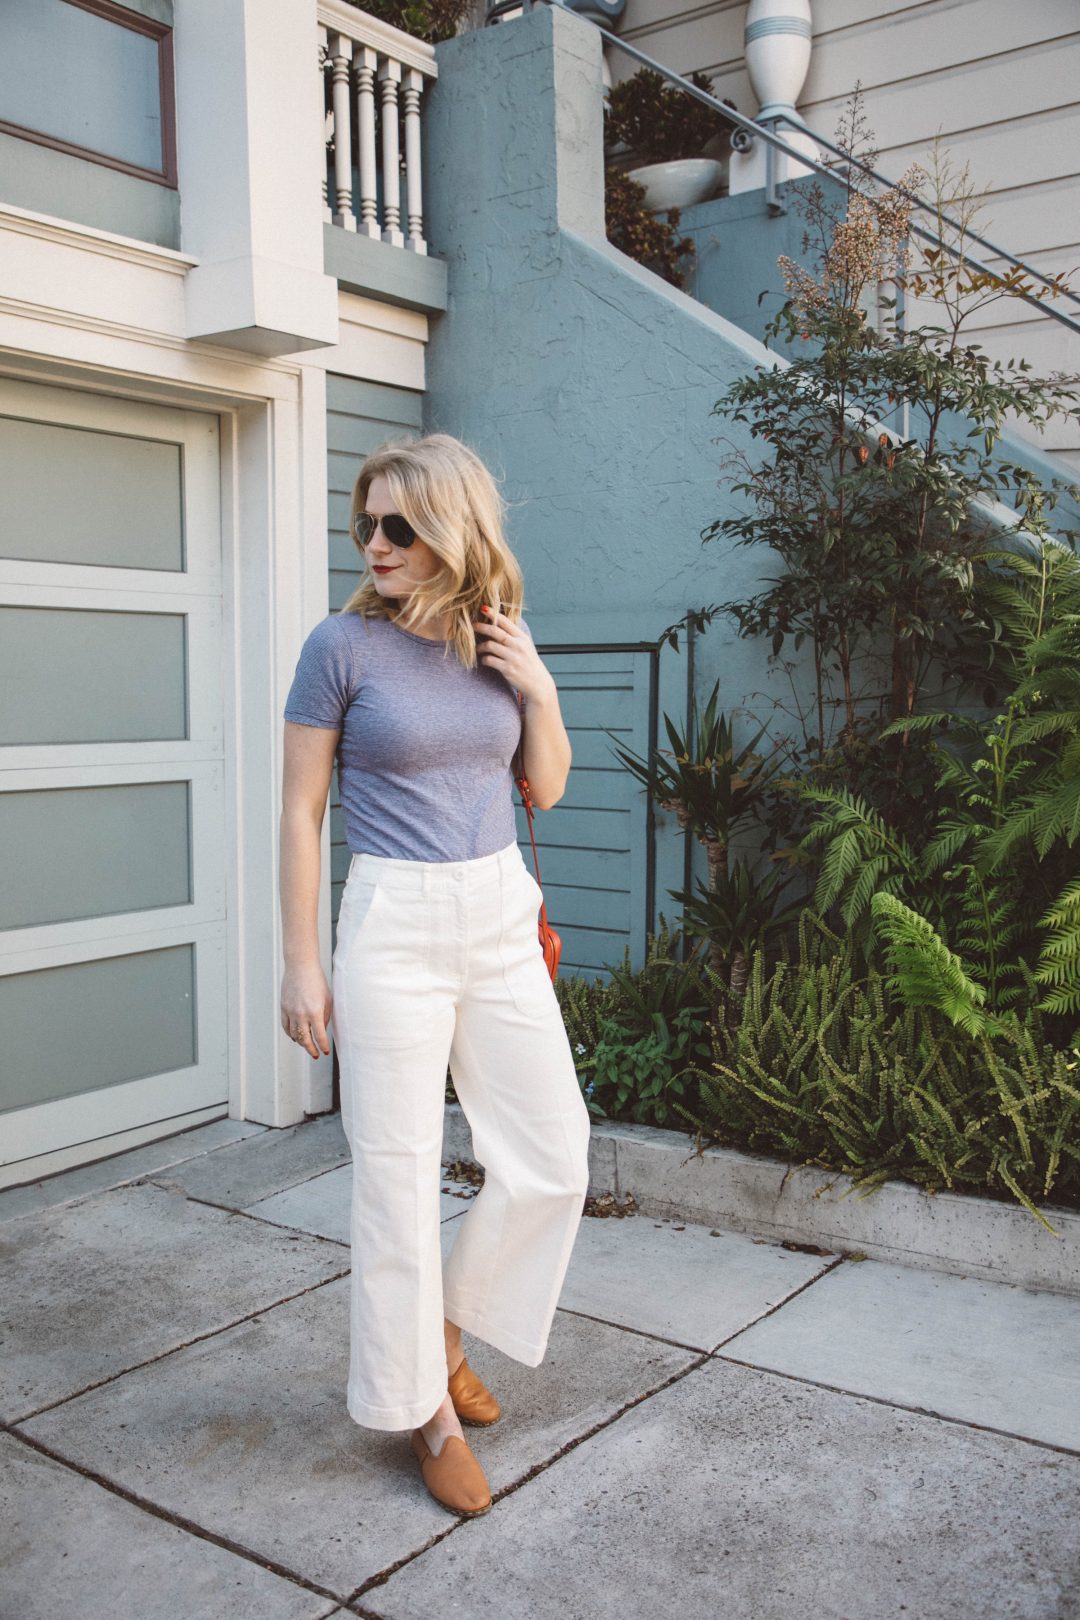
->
[390,605,451,641]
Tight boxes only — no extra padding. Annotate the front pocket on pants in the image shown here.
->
[333,879,433,1049]
[500,863,554,1018]
[332,876,380,975]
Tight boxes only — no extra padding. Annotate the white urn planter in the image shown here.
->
[744,0,812,121]
[625,156,726,212]
[729,0,820,194]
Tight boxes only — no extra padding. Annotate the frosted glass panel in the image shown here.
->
[0,0,164,173]
[0,607,187,745]
[0,783,192,930]
[0,415,183,570]
[0,945,197,1114]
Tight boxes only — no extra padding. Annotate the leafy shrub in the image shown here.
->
[676,918,1080,1230]
[604,168,696,289]
[604,67,735,166]
[342,0,470,43]
[555,916,722,1125]
[801,540,1080,1042]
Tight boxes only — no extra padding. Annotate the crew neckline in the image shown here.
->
[385,615,449,646]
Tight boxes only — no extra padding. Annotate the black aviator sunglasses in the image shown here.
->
[352,510,418,549]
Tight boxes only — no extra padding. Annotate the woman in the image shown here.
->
[279,433,591,1518]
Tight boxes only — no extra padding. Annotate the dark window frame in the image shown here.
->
[0,0,177,189]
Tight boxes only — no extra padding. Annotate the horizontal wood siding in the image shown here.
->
[610,0,1080,470]
[522,646,656,980]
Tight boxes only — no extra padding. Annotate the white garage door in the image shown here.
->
[0,377,228,1184]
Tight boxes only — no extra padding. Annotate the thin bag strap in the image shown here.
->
[514,691,550,927]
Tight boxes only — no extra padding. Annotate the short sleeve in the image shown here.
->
[283,614,354,730]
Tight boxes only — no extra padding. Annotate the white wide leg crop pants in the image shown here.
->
[331,837,592,1431]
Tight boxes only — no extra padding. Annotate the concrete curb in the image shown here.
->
[443,1104,1080,1298]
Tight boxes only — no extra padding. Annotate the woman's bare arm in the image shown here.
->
[517,682,572,811]
[475,607,572,810]
[279,720,340,1059]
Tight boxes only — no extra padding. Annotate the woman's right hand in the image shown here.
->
[280,963,333,1060]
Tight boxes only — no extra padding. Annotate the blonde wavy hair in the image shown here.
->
[342,432,525,670]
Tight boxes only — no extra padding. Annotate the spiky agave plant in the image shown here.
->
[606,681,788,979]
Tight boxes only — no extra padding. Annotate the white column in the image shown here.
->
[355,46,380,240]
[729,0,820,195]
[329,32,356,230]
[378,58,405,249]
[402,67,427,255]
[175,0,338,354]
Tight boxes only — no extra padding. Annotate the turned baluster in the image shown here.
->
[318,27,332,224]
[354,46,380,239]
[402,67,427,255]
[329,32,356,230]
[378,58,404,249]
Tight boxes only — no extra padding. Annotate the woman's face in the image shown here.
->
[360,473,443,602]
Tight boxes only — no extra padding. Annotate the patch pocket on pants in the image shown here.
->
[501,863,554,1018]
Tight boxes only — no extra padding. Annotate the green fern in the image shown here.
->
[674,921,1080,1227]
[869,892,993,1037]
[799,786,918,932]
[1035,877,1080,1018]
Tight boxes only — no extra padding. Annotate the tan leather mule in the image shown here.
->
[447,1355,502,1425]
[409,1427,492,1516]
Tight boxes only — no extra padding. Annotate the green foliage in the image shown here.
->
[869,891,991,1037]
[552,918,1080,1222]
[609,679,780,854]
[604,68,734,166]
[667,857,803,993]
[674,920,1080,1229]
[801,784,917,935]
[801,540,1080,1038]
[576,1007,712,1127]
[593,94,1080,1225]
[603,168,696,289]
[608,680,795,981]
[554,916,724,1125]
[1038,879,1080,1016]
[342,0,470,44]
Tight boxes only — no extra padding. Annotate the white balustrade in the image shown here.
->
[318,0,438,254]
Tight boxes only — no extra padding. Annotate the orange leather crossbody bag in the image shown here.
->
[513,690,562,983]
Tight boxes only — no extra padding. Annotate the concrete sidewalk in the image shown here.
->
[2,1112,1078,1620]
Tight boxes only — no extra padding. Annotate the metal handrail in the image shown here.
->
[514,0,1080,338]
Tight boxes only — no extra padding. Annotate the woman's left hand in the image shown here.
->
[474,606,556,704]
